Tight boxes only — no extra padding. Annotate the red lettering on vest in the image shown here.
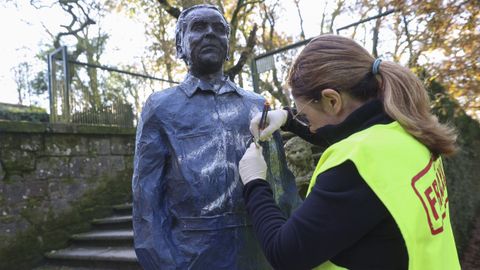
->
[433,178,443,207]
[424,186,439,220]
[411,157,449,235]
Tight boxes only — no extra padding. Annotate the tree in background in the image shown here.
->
[109,0,260,80]
[30,0,109,112]
[109,0,394,108]
[348,0,479,118]
[100,64,147,119]
[11,58,48,106]
[109,0,302,105]
[12,62,33,105]
[12,0,478,119]
[405,0,479,118]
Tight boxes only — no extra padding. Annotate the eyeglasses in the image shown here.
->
[292,99,316,127]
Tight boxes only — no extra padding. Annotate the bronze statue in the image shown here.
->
[132,4,299,269]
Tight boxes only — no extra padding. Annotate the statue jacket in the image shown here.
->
[132,74,299,270]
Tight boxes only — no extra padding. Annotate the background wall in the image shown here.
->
[0,121,135,269]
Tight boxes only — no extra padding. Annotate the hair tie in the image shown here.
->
[372,58,382,75]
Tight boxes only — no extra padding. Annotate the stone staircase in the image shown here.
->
[36,203,142,270]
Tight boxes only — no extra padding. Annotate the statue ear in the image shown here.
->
[225,45,230,61]
[175,30,185,60]
[176,45,184,59]
[176,44,189,65]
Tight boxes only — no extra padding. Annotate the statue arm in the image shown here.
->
[132,98,177,269]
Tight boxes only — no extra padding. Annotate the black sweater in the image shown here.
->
[243,100,408,270]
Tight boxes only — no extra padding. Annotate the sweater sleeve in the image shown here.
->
[243,160,389,270]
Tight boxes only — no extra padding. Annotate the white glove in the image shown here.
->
[249,109,288,142]
[239,143,267,185]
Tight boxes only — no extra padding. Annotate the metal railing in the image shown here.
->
[48,46,179,128]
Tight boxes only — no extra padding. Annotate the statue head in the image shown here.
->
[175,4,230,75]
[284,137,313,166]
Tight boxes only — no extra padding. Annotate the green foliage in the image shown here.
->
[11,61,48,106]
[427,77,480,146]
[0,103,49,123]
[30,71,48,95]
[387,1,480,117]
[426,78,480,257]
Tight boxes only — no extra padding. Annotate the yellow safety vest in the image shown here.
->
[306,122,460,270]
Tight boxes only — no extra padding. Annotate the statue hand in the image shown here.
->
[249,109,288,141]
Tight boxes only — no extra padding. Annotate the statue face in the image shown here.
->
[181,8,229,75]
[286,143,310,164]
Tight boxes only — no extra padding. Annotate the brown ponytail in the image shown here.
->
[287,34,458,156]
[379,61,457,156]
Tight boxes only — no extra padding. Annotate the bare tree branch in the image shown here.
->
[29,0,55,9]
[40,22,55,40]
[228,0,245,62]
[329,0,345,33]
[225,23,258,80]
[402,13,416,66]
[216,0,225,14]
[372,5,384,58]
[293,0,305,40]
[156,0,181,19]
[320,1,328,34]
[53,1,96,48]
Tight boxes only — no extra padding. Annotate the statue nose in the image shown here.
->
[205,26,215,36]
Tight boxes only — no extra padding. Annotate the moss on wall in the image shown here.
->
[0,121,136,270]
[0,172,132,270]
[0,103,49,123]
[0,120,135,135]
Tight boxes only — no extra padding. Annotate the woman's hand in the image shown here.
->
[239,143,267,185]
[250,109,288,141]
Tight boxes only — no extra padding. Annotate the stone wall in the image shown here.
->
[0,121,135,269]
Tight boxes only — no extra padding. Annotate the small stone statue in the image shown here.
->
[285,136,315,198]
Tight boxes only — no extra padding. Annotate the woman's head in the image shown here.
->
[288,35,380,102]
[287,35,457,156]
[287,35,381,131]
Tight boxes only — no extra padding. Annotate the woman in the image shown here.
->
[238,35,460,270]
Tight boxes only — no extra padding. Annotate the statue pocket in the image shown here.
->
[176,131,225,177]
[178,212,251,232]
[176,213,248,269]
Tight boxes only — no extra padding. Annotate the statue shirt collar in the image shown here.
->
[179,73,243,98]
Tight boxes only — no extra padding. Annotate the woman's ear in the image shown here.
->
[320,89,342,115]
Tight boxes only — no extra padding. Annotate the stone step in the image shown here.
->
[92,215,132,230]
[44,246,141,270]
[112,203,132,216]
[70,230,133,247]
[35,204,139,269]
[35,265,104,270]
